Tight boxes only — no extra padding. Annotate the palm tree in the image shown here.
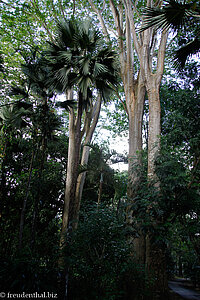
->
[140,0,200,69]
[0,100,32,169]
[45,19,118,249]
[10,50,63,249]
[0,101,32,233]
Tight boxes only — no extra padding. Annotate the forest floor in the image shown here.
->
[168,278,200,299]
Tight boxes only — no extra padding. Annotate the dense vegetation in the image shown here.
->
[0,0,199,299]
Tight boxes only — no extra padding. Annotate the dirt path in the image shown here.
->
[169,279,200,300]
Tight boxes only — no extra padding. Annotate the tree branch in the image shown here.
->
[125,10,134,83]
[123,0,141,54]
[88,0,110,43]
[0,0,16,9]
[114,89,128,114]
[109,0,124,52]
[58,0,66,19]
[30,0,54,42]
[157,30,168,80]
[50,0,59,23]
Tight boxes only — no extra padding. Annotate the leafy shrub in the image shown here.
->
[68,205,151,300]
[0,254,58,293]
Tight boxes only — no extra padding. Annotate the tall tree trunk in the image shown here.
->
[60,106,82,250]
[88,0,145,196]
[58,101,82,300]
[147,80,161,183]
[144,50,168,298]
[127,73,146,196]
[109,0,147,264]
[146,234,168,299]
[97,172,103,206]
[88,0,168,294]
[58,93,102,298]
[73,95,102,229]
[126,72,146,264]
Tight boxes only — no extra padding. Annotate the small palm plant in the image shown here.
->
[0,99,32,165]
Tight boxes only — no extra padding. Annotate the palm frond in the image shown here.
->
[94,62,109,77]
[140,0,199,32]
[79,76,93,100]
[45,19,118,107]
[0,102,32,130]
[75,19,101,52]
[78,57,91,75]
[56,20,77,48]
[21,57,56,100]
[57,51,73,64]
[56,100,76,111]
[174,36,200,70]
[9,86,29,98]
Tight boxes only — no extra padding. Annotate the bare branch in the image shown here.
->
[109,0,124,43]
[50,0,59,23]
[88,0,110,42]
[0,0,16,9]
[130,0,140,20]
[58,0,66,19]
[123,0,141,54]
[157,30,168,79]
[114,88,128,114]
[125,11,135,85]
[30,0,54,42]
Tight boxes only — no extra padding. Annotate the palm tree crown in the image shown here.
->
[45,19,118,106]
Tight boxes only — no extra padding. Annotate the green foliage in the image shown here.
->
[68,205,151,300]
[1,1,200,298]
[114,171,128,202]
[0,240,59,293]
[166,219,200,279]
[81,144,115,205]
[103,97,129,137]
[45,19,119,105]
[0,133,67,250]
[161,84,200,152]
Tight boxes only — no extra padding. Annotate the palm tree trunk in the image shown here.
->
[59,99,83,254]
[58,100,83,300]
[73,95,102,229]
